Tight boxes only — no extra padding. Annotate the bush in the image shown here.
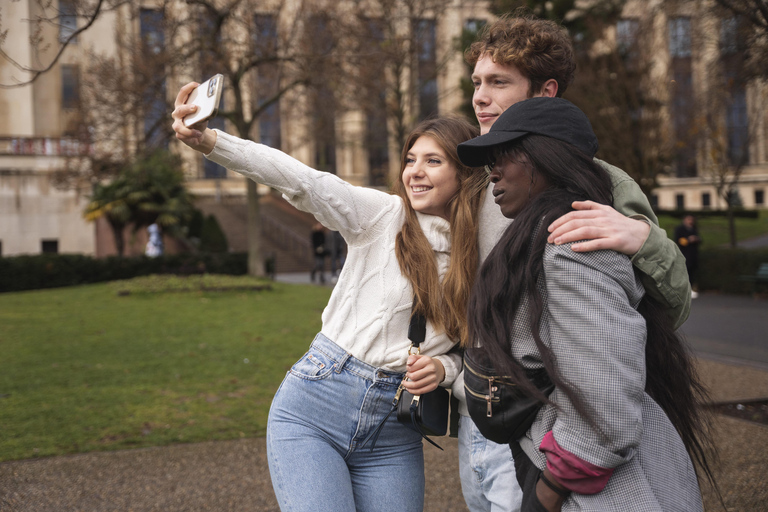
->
[655,209,760,219]
[698,248,768,294]
[0,252,248,293]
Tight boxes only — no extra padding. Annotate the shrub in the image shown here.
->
[698,248,768,294]
[0,253,248,293]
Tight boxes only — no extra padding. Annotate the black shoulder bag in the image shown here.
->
[362,309,449,451]
[463,346,554,445]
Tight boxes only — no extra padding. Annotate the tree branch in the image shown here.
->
[0,0,107,88]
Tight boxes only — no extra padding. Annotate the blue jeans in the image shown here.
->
[267,333,425,511]
[458,415,523,512]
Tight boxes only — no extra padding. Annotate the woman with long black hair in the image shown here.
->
[458,97,717,512]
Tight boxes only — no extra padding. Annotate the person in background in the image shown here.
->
[674,214,702,298]
[310,222,327,284]
[328,229,347,281]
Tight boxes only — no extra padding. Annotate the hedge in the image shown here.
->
[698,247,768,294]
[2,248,767,295]
[0,252,248,293]
[655,209,760,219]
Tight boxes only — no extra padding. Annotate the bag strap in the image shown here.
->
[361,301,437,451]
[408,308,427,348]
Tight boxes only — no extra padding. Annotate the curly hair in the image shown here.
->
[466,14,576,97]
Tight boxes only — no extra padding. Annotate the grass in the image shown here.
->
[0,275,332,462]
[657,210,768,247]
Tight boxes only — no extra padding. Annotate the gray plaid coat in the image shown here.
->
[514,243,703,512]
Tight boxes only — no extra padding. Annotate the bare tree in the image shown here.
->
[568,15,672,195]
[712,1,768,78]
[691,26,757,247]
[342,0,452,173]
[0,0,129,88]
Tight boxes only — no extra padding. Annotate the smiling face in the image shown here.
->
[472,55,535,135]
[401,135,460,220]
[488,153,550,218]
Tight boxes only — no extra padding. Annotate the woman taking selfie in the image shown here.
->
[458,98,717,512]
[172,81,487,511]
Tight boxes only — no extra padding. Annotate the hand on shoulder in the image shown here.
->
[547,201,650,256]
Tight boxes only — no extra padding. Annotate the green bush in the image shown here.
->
[698,248,768,293]
[0,253,248,293]
[655,209,760,219]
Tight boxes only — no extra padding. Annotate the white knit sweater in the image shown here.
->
[206,130,462,385]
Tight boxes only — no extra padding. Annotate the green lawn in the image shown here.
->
[0,276,331,462]
[657,210,768,247]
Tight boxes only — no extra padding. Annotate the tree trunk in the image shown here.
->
[727,206,737,248]
[110,221,126,257]
[247,180,265,277]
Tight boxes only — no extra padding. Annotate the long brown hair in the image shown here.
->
[392,116,488,343]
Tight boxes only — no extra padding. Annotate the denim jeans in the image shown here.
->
[458,415,524,512]
[267,333,425,512]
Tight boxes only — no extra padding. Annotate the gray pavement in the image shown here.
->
[682,293,768,370]
[1,286,767,512]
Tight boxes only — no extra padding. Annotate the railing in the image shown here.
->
[0,137,93,157]
[261,213,312,266]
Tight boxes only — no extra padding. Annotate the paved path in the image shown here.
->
[682,293,768,370]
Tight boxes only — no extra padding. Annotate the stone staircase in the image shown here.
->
[196,192,317,274]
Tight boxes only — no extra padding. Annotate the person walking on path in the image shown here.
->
[310,222,327,284]
[675,215,702,298]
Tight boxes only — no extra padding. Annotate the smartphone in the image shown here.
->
[183,74,224,127]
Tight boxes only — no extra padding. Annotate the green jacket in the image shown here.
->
[599,159,690,328]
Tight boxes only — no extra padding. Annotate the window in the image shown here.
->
[650,194,659,209]
[754,189,764,206]
[721,17,739,55]
[140,9,164,55]
[59,0,77,43]
[414,19,438,120]
[140,9,167,149]
[701,192,711,209]
[616,19,639,56]
[669,17,695,178]
[308,14,337,174]
[464,19,486,33]
[726,86,749,165]
[363,18,389,187]
[669,17,691,58]
[254,14,281,150]
[42,240,59,254]
[61,65,80,109]
[675,194,685,210]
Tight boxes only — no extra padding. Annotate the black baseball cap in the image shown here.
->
[458,97,599,167]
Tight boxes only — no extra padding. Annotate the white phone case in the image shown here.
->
[183,74,224,127]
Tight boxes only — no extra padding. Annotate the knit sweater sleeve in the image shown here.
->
[206,130,400,246]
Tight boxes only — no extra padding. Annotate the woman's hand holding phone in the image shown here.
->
[171,82,218,155]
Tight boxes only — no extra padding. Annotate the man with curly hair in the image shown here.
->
[453,14,692,512]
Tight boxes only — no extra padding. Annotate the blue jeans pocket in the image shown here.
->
[289,348,337,380]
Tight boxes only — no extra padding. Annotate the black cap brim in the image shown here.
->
[457,130,529,167]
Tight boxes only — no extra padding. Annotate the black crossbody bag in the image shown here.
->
[362,310,449,451]
[463,346,554,445]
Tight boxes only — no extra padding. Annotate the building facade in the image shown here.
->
[613,0,768,211]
